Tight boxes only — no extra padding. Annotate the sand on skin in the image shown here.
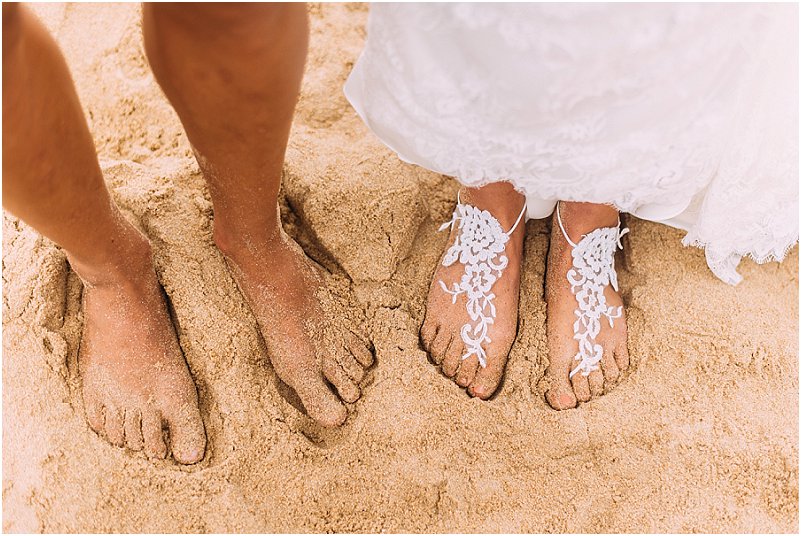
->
[3,3,798,532]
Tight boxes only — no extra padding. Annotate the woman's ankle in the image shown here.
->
[557,201,619,243]
[459,182,526,231]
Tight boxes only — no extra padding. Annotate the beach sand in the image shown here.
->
[3,3,798,532]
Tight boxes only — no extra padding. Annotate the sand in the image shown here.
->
[2,3,798,533]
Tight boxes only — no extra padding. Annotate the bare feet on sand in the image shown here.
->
[420,183,526,399]
[216,230,374,427]
[75,226,206,464]
[544,202,630,410]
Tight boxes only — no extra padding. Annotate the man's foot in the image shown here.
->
[544,202,630,409]
[75,227,206,464]
[420,183,526,399]
[215,230,373,428]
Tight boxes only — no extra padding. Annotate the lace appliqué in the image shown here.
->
[346,4,797,286]
[557,204,629,379]
[438,195,526,368]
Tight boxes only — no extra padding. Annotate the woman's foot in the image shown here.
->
[420,183,526,399]
[75,226,206,464]
[544,202,630,410]
[215,229,373,427]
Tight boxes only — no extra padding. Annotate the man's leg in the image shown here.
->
[3,4,206,463]
[143,4,373,426]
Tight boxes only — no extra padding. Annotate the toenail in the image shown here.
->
[471,386,487,398]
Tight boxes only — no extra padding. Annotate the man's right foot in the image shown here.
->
[215,229,373,427]
[75,225,206,464]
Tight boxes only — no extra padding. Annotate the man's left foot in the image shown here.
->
[216,229,373,427]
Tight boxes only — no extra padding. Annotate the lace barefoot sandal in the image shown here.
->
[437,193,527,368]
[555,202,629,379]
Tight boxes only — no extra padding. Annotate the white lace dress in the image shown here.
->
[344,3,798,284]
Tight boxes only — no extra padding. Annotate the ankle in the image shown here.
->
[68,225,155,289]
[213,222,285,266]
[459,183,526,232]
[556,201,619,245]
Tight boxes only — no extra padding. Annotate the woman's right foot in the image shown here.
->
[420,183,526,399]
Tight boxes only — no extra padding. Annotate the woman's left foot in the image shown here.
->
[544,202,630,409]
[420,183,526,399]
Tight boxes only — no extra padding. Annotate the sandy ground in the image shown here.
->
[3,3,799,533]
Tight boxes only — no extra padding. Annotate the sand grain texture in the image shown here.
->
[3,4,799,533]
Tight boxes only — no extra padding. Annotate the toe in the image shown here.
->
[141,409,168,460]
[601,351,620,385]
[340,348,366,384]
[323,356,361,404]
[588,369,604,397]
[429,331,451,365]
[294,372,348,428]
[165,404,207,465]
[124,408,144,452]
[545,384,577,410]
[104,406,125,447]
[420,318,438,352]
[615,341,630,371]
[441,337,462,378]
[545,359,578,410]
[455,355,479,388]
[468,355,506,400]
[346,332,374,369]
[571,373,591,403]
[84,399,104,434]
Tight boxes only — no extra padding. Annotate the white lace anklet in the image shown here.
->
[438,193,527,368]
[556,203,629,379]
